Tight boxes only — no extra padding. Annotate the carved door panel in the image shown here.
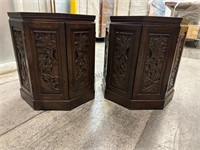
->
[67,22,95,98]
[26,22,67,100]
[133,25,180,100]
[9,21,32,96]
[106,24,142,98]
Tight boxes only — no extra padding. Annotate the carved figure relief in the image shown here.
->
[13,29,30,91]
[34,32,61,93]
[73,32,90,91]
[111,32,132,91]
[141,34,169,94]
[168,34,186,90]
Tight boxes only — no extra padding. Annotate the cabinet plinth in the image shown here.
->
[103,16,188,109]
[8,12,95,110]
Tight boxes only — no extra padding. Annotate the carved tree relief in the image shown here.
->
[13,29,30,91]
[141,34,169,94]
[34,32,61,94]
[73,32,90,91]
[111,32,132,91]
[168,34,186,90]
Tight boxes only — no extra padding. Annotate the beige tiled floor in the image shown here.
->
[0,43,200,150]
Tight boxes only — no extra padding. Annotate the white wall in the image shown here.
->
[115,0,148,16]
[130,0,148,16]
[117,0,130,15]
[55,0,70,13]
[0,0,17,73]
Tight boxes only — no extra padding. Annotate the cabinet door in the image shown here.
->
[133,25,180,100]
[66,22,95,98]
[106,23,142,99]
[25,21,68,100]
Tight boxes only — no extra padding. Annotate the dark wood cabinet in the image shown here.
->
[8,12,95,110]
[103,16,188,109]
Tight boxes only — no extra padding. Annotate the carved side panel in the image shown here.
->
[140,34,169,94]
[110,32,133,91]
[73,32,90,91]
[168,34,186,91]
[34,32,61,94]
[103,28,109,79]
[13,29,30,92]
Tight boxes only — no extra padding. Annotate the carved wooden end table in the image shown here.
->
[8,12,95,110]
[103,16,188,109]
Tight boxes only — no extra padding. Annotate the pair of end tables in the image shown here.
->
[8,12,188,110]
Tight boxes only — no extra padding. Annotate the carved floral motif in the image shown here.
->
[111,32,132,91]
[34,32,61,93]
[73,32,90,90]
[168,34,186,90]
[141,34,169,94]
[13,29,30,91]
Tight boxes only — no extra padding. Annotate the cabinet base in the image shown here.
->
[20,89,94,110]
[104,90,174,110]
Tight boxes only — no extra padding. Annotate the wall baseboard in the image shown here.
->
[0,61,17,75]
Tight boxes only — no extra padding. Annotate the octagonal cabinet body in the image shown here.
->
[103,16,188,109]
[8,12,95,110]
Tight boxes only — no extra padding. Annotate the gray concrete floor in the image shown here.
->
[0,43,200,150]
